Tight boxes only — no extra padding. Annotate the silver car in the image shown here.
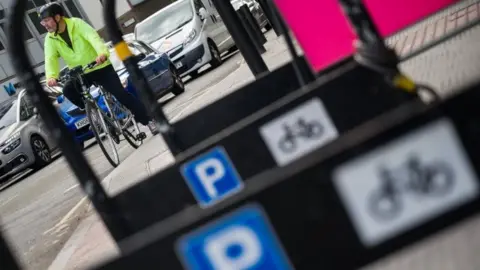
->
[0,89,58,181]
[231,0,271,30]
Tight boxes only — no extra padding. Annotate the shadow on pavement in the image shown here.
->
[0,152,64,192]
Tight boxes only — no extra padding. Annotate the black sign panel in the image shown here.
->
[172,56,316,151]
[112,60,418,235]
[92,80,480,270]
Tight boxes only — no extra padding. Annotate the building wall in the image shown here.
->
[95,0,173,40]
[77,0,131,30]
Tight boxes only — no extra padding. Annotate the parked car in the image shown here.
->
[41,81,94,149]
[0,89,58,181]
[231,0,271,30]
[106,39,185,99]
[134,0,236,78]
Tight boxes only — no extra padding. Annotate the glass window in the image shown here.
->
[109,42,148,71]
[135,0,194,44]
[23,23,33,40]
[0,101,18,128]
[134,41,154,54]
[20,105,29,121]
[0,22,29,42]
[63,0,83,19]
[28,11,47,35]
[0,26,6,50]
[109,50,125,71]
[193,0,205,11]
[20,96,35,121]
[128,43,145,55]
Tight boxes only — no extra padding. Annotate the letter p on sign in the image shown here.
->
[181,147,244,208]
[176,205,293,270]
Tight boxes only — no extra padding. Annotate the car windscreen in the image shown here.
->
[110,50,126,71]
[0,101,17,129]
[135,0,194,44]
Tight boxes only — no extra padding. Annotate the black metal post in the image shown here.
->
[266,0,306,86]
[337,0,428,98]
[337,0,399,74]
[210,0,269,77]
[240,5,267,45]
[0,232,21,270]
[103,0,185,155]
[7,0,132,243]
[237,6,266,54]
[257,0,281,36]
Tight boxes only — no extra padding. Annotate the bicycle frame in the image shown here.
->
[73,68,140,141]
[100,91,142,138]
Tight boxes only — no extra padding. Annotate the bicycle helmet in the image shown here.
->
[38,2,64,20]
[38,2,64,36]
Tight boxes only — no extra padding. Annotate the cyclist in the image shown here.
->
[39,2,154,131]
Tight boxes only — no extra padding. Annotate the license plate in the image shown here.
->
[175,61,183,69]
[75,118,89,129]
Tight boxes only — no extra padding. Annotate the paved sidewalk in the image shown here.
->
[49,1,480,269]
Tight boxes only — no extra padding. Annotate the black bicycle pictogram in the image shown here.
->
[277,118,325,153]
[368,155,455,222]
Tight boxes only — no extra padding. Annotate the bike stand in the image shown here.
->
[105,60,419,234]
[92,80,480,270]
[2,0,480,269]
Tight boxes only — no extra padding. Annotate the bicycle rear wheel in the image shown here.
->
[86,102,120,167]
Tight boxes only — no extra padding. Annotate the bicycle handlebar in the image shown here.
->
[60,60,99,84]
[84,61,98,71]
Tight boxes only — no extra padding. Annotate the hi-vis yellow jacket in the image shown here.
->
[44,17,111,80]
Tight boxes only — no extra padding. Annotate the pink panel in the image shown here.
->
[273,0,457,72]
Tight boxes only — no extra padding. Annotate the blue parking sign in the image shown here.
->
[176,204,293,270]
[181,146,243,208]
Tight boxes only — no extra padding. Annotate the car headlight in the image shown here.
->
[2,133,21,155]
[183,29,197,46]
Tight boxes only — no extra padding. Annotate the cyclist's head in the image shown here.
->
[39,2,64,34]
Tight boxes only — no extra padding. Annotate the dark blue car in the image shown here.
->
[108,39,185,99]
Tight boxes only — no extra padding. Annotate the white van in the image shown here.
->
[134,0,236,77]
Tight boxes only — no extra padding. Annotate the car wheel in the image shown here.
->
[208,41,222,68]
[31,135,51,168]
[171,66,185,96]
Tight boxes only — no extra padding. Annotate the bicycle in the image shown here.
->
[368,155,455,222]
[277,118,325,153]
[61,61,147,167]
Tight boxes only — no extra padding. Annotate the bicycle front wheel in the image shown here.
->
[86,102,120,167]
[104,93,144,149]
